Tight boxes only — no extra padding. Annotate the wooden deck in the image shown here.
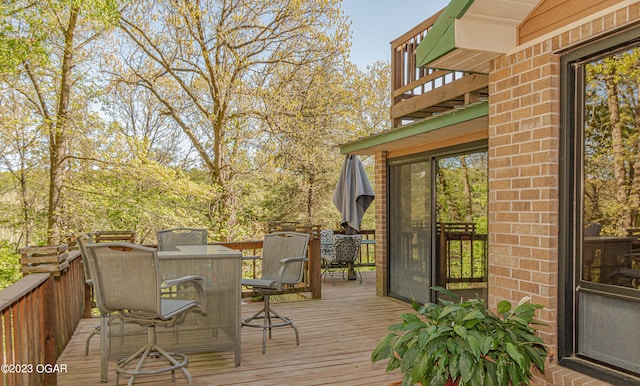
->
[57,271,411,385]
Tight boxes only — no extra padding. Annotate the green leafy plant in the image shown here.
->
[371,287,548,386]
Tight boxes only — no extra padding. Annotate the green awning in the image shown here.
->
[340,101,488,155]
[416,0,474,68]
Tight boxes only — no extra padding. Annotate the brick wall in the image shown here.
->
[488,2,640,385]
[374,150,388,297]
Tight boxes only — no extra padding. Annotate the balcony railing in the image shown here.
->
[0,250,85,386]
[390,11,488,127]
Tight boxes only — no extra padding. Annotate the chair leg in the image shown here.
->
[321,259,337,286]
[355,265,362,285]
[85,324,100,355]
[115,324,192,386]
[100,313,109,382]
[242,294,300,353]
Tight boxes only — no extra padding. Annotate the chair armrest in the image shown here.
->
[280,257,307,264]
[242,255,260,261]
[162,275,207,315]
[276,257,308,291]
[163,275,203,287]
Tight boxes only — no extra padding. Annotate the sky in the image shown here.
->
[341,0,450,69]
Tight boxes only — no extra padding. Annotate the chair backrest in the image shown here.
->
[333,234,362,264]
[320,230,335,260]
[75,232,94,285]
[261,232,310,284]
[85,242,162,316]
[156,228,208,251]
[584,222,602,237]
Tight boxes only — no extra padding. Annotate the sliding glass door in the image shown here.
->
[388,143,487,304]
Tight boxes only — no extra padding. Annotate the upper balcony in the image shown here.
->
[390,10,489,129]
[341,1,540,156]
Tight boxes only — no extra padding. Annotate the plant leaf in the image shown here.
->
[462,309,484,322]
[371,333,397,362]
[505,343,526,369]
[454,324,468,339]
[497,300,511,315]
[459,350,475,383]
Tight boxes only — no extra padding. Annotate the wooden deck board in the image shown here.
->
[57,272,410,385]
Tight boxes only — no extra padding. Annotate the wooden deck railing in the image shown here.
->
[390,10,488,127]
[220,230,376,299]
[0,250,85,386]
[437,222,488,287]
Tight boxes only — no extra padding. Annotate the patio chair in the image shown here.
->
[608,251,640,287]
[84,242,202,386]
[156,228,209,304]
[584,222,602,237]
[76,233,111,382]
[333,234,363,284]
[320,230,338,285]
[156,228,208,251]
[75,233,100,355]
[241,232,309,353]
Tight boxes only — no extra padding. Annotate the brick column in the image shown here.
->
[375,151,388,296]
[487,44,560,349]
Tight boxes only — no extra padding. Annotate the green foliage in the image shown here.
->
[1,0,382,248]
[0,2,47,73]
[65,159,220,243]
[437,152,488,234]
[371,287,548,386]
[0,241,21,290]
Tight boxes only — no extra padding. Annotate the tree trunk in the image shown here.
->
[460,156,473,223]
[47,6,79,245]
[605,74,630,234]
[630,85,640,228]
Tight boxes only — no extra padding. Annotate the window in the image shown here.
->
[560,26,640,384]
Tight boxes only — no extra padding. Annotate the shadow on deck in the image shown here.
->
[57,271,412,385]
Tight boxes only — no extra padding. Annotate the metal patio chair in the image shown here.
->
[84,242,203,386]
[241,232,309,353]
[333,234,363,284]
[320,229,339,285]
[75,232,112,382]
[156,228,208,251]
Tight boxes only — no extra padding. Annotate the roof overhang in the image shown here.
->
[340,101,488,156]
[416,0,541,73]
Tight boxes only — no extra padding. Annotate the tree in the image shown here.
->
[0,89,48,245]
[1,0,119,244]
[116,0,351,239]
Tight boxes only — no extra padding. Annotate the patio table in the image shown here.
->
[106,244,242,367]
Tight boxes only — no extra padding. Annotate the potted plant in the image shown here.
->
[371,287,548,386]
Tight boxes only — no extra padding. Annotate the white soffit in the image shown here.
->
[456,0,540,54]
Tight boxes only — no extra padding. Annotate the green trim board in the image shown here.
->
[416,0,475,68]
[340,101,488,155]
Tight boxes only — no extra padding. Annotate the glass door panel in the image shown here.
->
[389,159,431,304]
[435,152,488,300]
[576,44,640,375]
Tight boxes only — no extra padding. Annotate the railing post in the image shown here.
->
[438,223,447,286]
[308,237,321,299]
[83,282,93,318]
[40,276,57,385]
